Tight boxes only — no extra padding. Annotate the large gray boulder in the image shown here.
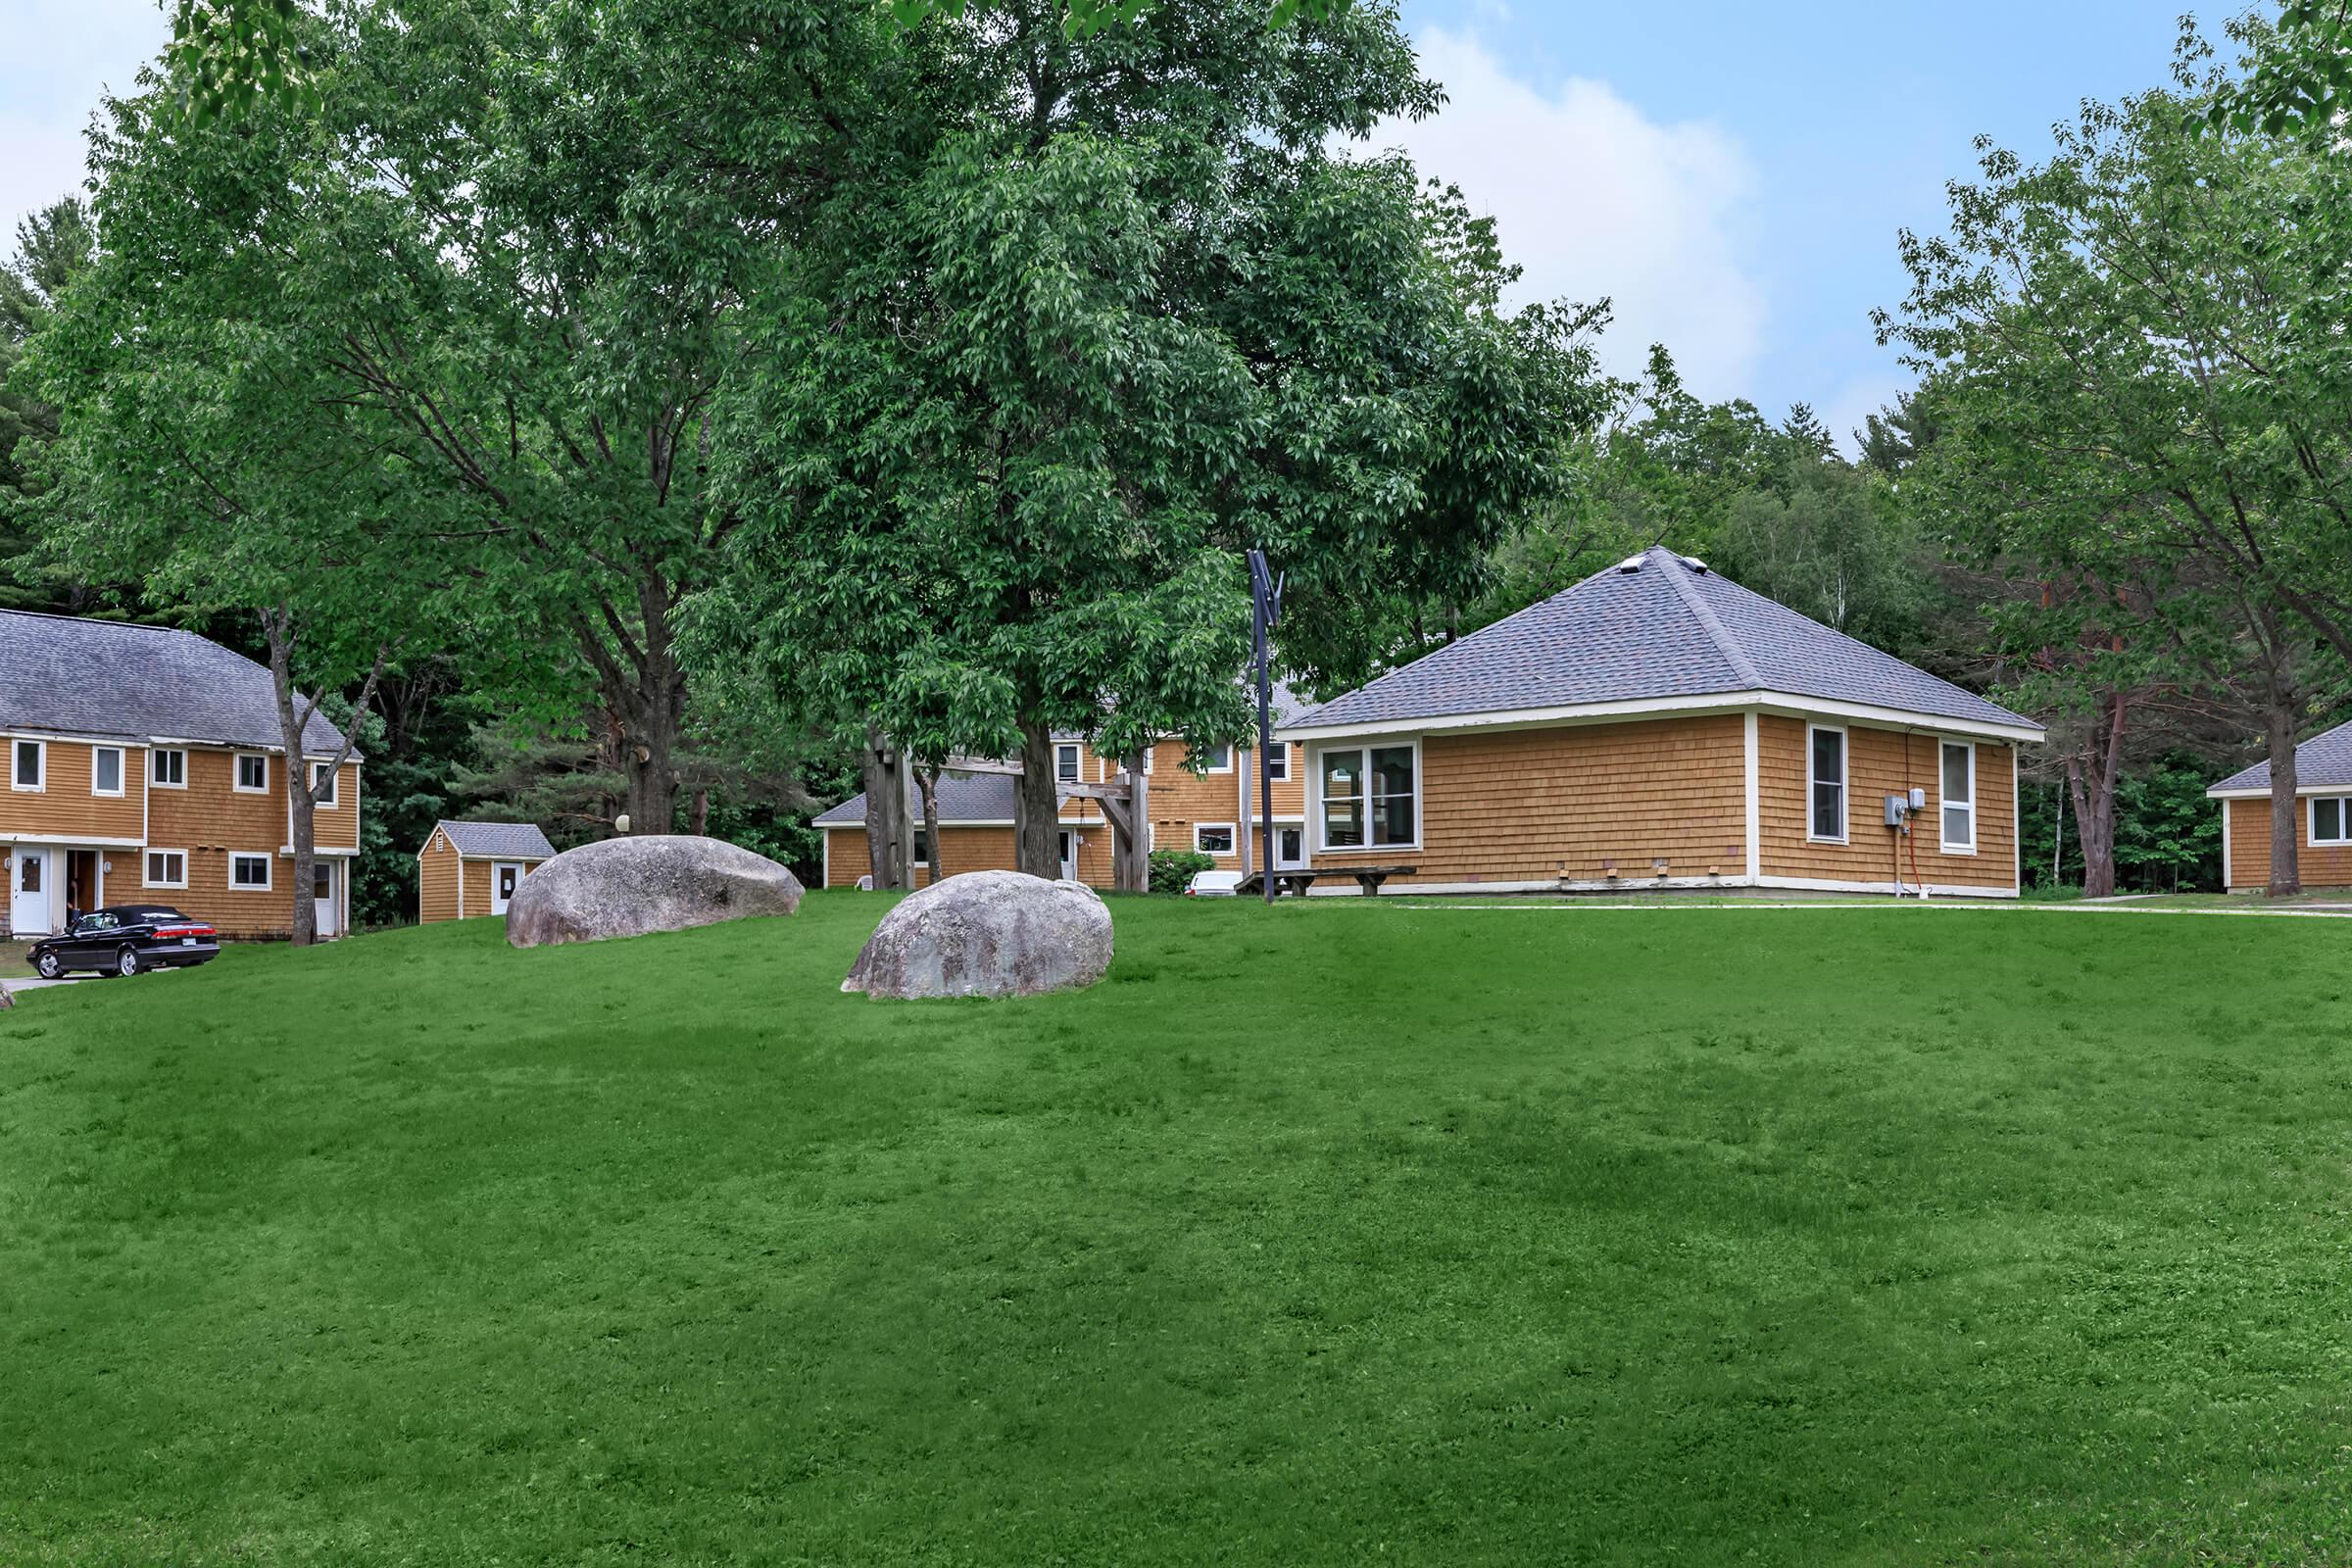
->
[843,869,1112,1000]
[506,834,804,948]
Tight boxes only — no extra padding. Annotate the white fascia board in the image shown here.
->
[1281,690,2044,747]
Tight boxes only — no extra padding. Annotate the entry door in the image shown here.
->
[1057,831,1078,882]
[12,848,50,936]
[1274,825,1308,870]
[491,861,522,914]
[312,860,340,939]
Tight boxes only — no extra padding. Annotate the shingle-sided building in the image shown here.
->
[416,820,558,921]
[2204,718,2352,892]
[813,685,1311,889]
[0,611,361,938]
[1280,548,2044,896]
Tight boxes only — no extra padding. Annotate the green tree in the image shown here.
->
[0,198,96,610]
[701,0,1600,877]
[1880,80,2352,896]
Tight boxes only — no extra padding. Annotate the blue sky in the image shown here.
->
[8,0,2188,446]
[1383,1,2187,444]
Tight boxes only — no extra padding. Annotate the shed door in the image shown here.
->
[492,861,522,914]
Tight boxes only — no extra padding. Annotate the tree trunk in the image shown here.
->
[2267,700,2302,898]
[1014,716,1059,877]
[261,607,387,947]
[576,565,687,835]
[860,727,906,890]
[2066,690,2129,900]
[688,787,710,838]
[917,764,945,885]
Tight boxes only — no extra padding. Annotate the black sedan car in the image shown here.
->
[28,906,220,979]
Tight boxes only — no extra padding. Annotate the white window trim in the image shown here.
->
[1310,737,1424,855]
[1054,743,1082,785]
[229,852,274,892]
[1261,742,1290,782]
[11,738,44,793]
[234,753,270,794]
[1194,821,1238,857]
[311,760,338,806]
[144,849,189,889]
[1195,743,1235,775]
[152,748,187,789]
[1938,740,1978,855]
[90,745,125,798]
[1806,723,1848,845]
[2311,795,2352,847]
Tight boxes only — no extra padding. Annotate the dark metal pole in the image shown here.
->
[1249,550,1282,906]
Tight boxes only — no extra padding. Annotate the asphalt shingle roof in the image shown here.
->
[0,611,351,754]
[2208,717,2352,793]
[813,772,1020,827]
[1287,547,2039,736]
[434,820,558,858]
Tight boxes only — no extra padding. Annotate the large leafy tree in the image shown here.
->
[1880,79,2352,896]
[0,199,97,609]
[699,0,1603,875]
[55,0,888,838]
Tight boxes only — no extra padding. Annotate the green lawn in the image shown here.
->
[5,895,2352,1565]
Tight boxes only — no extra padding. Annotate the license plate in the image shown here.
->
[180,937,196,947]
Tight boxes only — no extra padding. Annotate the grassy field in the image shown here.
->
[5,895,2352,1565]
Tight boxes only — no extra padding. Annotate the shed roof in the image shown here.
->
[0,610,351,754]
[1285,547,2039,739]
[431,820,558,859]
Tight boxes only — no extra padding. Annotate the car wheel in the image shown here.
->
[116,947,140,978]
[33,951,60,980]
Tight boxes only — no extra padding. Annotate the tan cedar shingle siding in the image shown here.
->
[418,833,462,921]
[823,736,1306,887]
[135,751,363,938]
[1307,714,1748,885]
[1755,717,2015,890]
[2223,794,2352,890]
[0,739,145,840]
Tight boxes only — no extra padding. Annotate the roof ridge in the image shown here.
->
[1649,549,1762,688]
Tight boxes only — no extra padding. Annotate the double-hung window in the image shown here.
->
[92,746,123,796]
[235,753,270,793]
[1939,741,1976,852]
[311,761,338,805]
[2314,797,2352,846]
[1807,725,1847,843]
[1055,744,1081,785]
[1318,744,1417,851]
[12,739,43,792]
[152,748,186,788]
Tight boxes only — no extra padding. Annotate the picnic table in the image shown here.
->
[1237,864,1418,897]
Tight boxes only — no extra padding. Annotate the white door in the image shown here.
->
[12,848,51,935]
[1274,825,1308,870]
[312,860,340,939]
[491,861,522,914]
[1057,831,1078,882]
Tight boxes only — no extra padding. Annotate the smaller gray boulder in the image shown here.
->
[507,834,804,948]
[843,869,1112,1000]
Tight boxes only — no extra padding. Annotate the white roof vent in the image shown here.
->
[1614,554,1646,573]
[1681,556,1709,573]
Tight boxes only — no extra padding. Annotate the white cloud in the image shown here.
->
[1373,26,1767,402]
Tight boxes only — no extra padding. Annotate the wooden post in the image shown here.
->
[1125,751,1151,893]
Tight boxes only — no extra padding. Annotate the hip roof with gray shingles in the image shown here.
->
[0,610,352,755]
[2208,716,2352,794]
[432,820,558,859]
[1286,547,2040,736]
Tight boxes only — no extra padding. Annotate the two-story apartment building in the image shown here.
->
[814,686,1310,888]
[1,612,361,940]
